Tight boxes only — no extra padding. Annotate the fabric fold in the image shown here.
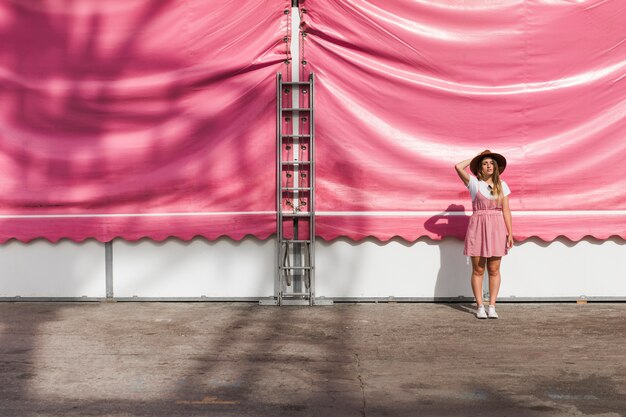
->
[0,0,290,242]
[301,0,626,242]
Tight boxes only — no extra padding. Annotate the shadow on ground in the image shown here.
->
[1,302,624,417]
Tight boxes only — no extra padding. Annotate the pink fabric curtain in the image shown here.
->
[301,0,626,242]
[1,0,625,243]
[0,0,290,242]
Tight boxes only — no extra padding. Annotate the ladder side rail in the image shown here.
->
[276,73,283,304]
[309,73,316,304]
[291,89,303,297]
[301,75,312,303]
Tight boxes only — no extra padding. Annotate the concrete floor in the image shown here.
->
[0,302,624,417]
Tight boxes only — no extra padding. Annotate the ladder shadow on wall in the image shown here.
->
[424,205,472,300]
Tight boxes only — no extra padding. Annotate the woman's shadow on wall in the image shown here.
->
[424,204,473,309]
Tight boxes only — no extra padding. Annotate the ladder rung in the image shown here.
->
[282,81,311,86]
[282,187,311,191]
[282,134,310,138]
[282,292,311,297]
[281,161,310,165]
[282,240,311,243]
[281,108,311,112]
[280,212,311,217]
[280,266,314,270]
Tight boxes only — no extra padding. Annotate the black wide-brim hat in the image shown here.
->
[470,150,507,175]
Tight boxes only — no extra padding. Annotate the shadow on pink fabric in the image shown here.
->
[300,0,626,242]
[1,0,625,243]
[0,0,291,242]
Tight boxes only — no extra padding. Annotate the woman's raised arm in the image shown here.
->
[455,158,472,186]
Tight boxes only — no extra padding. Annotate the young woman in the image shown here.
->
[455,150,513,319]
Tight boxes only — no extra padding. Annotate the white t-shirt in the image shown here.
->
[467,175,511,201]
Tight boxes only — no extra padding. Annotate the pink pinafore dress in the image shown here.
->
[464,187,508,257]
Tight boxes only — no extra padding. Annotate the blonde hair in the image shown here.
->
[478,158,503,201]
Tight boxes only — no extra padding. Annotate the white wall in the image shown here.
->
[316,237,471,299]
[1,236,624,300]
[317,236,626,300]
[0,239,105,298]
[500,237,626,299]
[112,237,274,299]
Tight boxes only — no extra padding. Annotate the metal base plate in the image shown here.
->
[258,298,278,306]
[280,299,311,306]
[258,297,334,306]
[313,298,333,306]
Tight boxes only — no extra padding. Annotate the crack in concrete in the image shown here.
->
[354,353,366,417]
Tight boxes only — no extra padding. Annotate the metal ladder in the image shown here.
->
[265,72,327,306]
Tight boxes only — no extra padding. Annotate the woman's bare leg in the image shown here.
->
[470,256,486,306]
[487,256,502,305]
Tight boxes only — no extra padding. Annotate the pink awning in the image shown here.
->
[0,0,289,242]
[301,0,626,242]
[1,0,625,243]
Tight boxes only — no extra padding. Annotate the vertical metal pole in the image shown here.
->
[309,73,316,305]
[105,241,113,299]
[276,73,283,302]
[290,5,302,294]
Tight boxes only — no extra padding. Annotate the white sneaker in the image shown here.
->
[487,305,499,319]
[476,305,487,319]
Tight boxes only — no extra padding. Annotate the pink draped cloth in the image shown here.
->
[301,0,626,242]
[1,0,625,243]
[0,0,290,242]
